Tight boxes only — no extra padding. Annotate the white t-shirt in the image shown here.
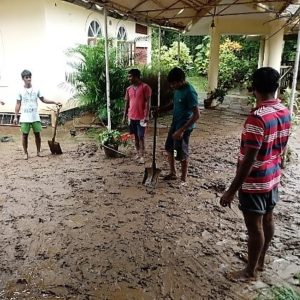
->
[17,87,43,123]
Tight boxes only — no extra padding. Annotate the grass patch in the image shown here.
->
[256,285,300,300]
[187,76,207,93]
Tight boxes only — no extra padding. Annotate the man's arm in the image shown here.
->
[143,95,151,121]
[14,100,21,124]
[39,96,60,105]
[172,106,200,140]
[220,147,259,207]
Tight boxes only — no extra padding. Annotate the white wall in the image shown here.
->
[0,0,151,113]
[0,0,47,112]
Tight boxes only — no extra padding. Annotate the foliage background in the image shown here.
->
[67,39,127,126]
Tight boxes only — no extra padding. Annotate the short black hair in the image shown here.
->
[252,67,280,95]
[21,69,32,79]
[167,67,185,83]
[128,68,141,78]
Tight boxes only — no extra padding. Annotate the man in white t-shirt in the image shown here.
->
[14,70,61,160]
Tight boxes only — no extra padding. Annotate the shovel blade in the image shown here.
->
[48,140,63,155]
[142,167,161,188]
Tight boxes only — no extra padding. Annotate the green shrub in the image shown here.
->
[67,39,127,127]
[152,41,193,72]
[140,65,173,107]
[194,36,258,91]
[194,36,210,76]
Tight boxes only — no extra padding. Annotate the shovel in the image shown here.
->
[48,105,62,155]
[142,110,161,187]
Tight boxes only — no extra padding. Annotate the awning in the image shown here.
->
[64,0,300,33]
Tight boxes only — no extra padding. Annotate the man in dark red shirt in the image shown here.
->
[220,67,291,281]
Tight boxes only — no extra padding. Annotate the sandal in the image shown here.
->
[163,174,177,180]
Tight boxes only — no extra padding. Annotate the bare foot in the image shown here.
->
[257,257,269,272]
[226,268,257,282]
[37,151,42,157]
[24,153,29,160]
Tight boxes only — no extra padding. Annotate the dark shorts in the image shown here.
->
[165,124,192,161]
[238,187,279,215]
[129,120,145,139]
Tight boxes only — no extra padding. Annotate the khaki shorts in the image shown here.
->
[20,122,42,134]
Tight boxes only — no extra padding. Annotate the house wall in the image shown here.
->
[0,0,151,113]
[0,0,46,112]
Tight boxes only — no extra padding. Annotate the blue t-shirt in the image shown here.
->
[172,83,198,130]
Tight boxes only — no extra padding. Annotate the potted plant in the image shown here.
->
[98,129,130,158]
[204,87,228,109]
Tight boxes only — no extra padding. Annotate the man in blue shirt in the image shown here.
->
[158,67,200,184]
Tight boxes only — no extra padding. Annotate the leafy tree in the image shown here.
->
[282,40,297,62]
[194,36,210,75]
[194,36,258,90]
[152,28,205,62]
[152,41,193,72]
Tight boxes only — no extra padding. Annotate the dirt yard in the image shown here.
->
[0,109,299,299]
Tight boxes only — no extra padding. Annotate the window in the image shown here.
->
[117,26,127,41]
[87,20,102,45]
[88,20,102,38]
[135,24,148,35]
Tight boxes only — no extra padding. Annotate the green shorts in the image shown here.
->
[20,122,42,134]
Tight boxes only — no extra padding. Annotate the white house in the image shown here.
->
[0,0,151,115]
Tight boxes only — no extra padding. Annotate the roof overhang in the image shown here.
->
[63,0,300,34]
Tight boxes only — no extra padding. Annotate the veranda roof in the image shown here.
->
[64,0,300,33]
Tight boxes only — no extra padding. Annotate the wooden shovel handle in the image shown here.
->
[52,106,61,142]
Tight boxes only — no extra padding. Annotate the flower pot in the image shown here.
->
[103,144,118,158]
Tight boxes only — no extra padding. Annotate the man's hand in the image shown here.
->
[220,190,235,208]
[13,116,18,125]
[151,106,159,118]
[172,128,184,140]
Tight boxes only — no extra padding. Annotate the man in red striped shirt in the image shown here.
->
[220,67,291,281]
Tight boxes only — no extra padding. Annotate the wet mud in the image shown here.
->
[0,109,299,299]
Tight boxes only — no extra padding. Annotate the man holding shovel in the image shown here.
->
[14,69,61,160]
[220,67,291,281]
[155,67,200,185]
[123,69,152,164]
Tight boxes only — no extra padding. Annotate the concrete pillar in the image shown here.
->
[262,36,269,67]
[207,25,220,91]
[258,38,265,68]
[266,20,285,72]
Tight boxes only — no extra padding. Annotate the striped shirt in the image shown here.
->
[239,99,291,193]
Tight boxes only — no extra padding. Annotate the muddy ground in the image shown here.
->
[0,109,299,300]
